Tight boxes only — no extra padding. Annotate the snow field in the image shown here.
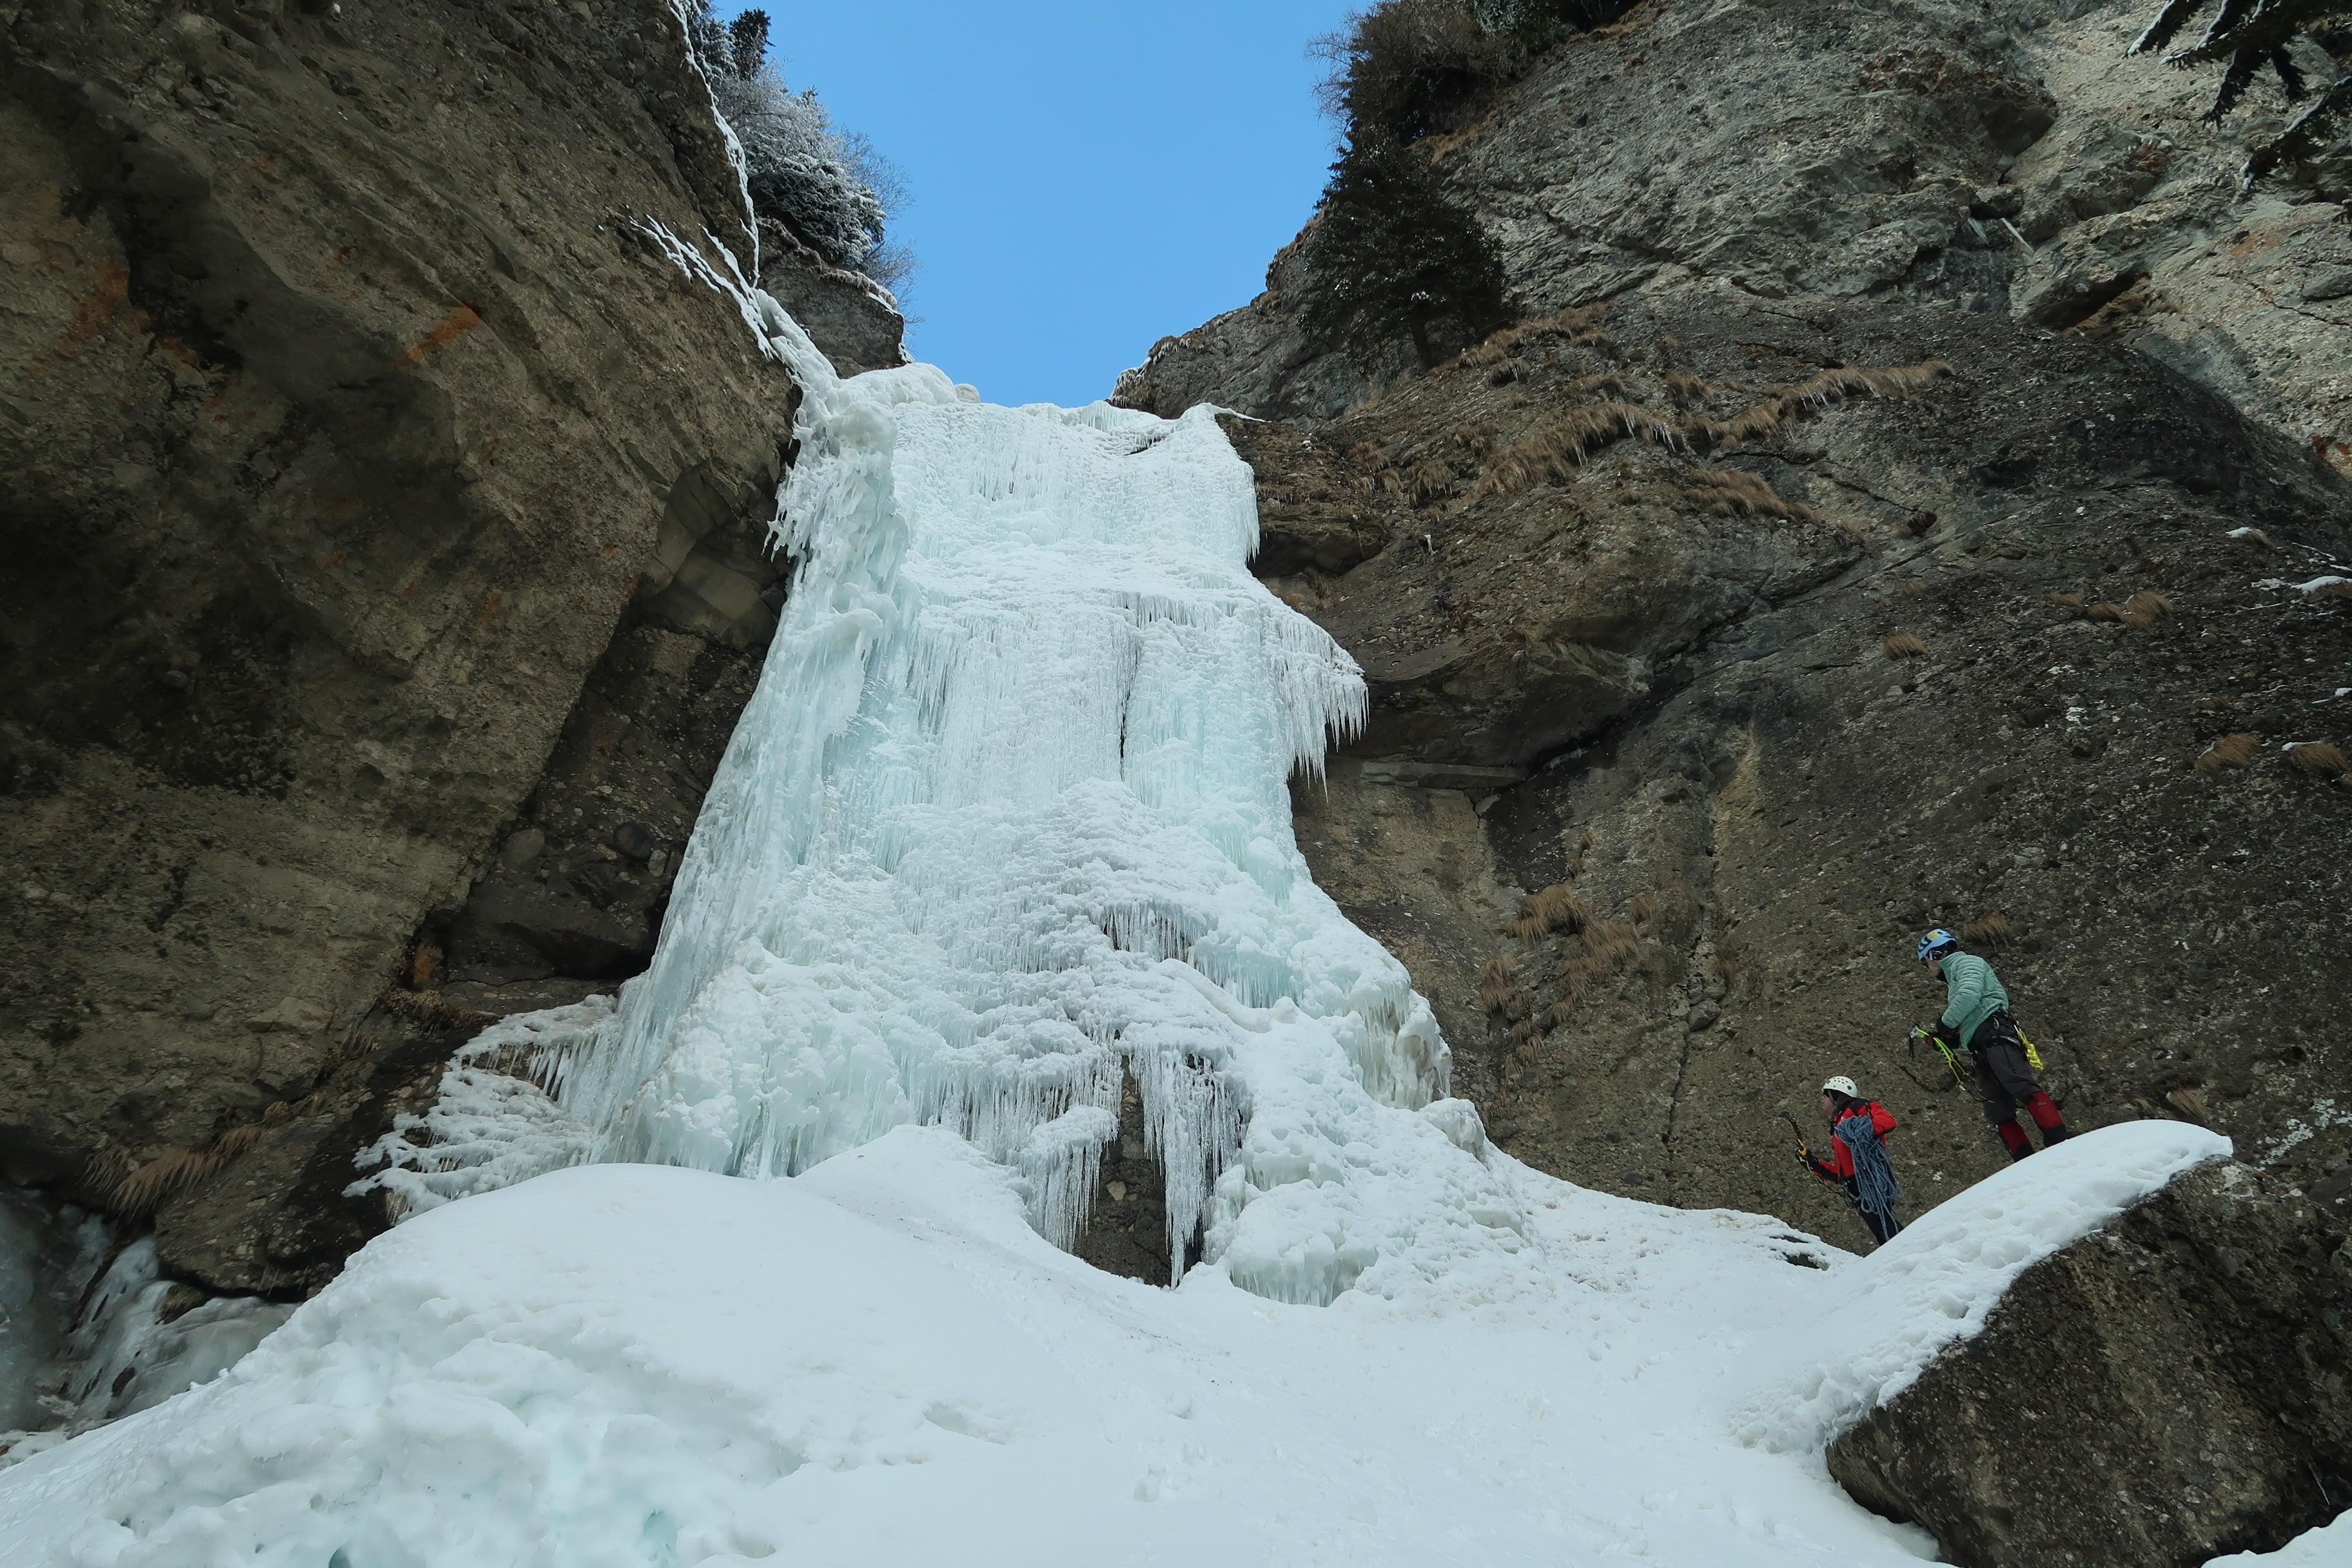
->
[0,1122,2233,1566]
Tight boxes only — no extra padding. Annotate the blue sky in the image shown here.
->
[715,2,1353,407]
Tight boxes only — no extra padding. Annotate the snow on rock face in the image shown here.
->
[362,294,1511,1304]
[1729,1121,2230,1453]
[2208,1511,2352,1566]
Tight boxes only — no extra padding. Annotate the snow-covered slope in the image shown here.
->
[0,1122,2226,1567]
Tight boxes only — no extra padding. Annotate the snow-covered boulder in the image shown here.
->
[1828,1158,2352,1568]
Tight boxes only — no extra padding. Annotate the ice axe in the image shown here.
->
[1779,1110,1816,1170]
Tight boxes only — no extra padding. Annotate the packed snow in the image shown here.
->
[2210,1511,2352,1567]
[0,270,2272,1563]
[0,1122,2229,1567]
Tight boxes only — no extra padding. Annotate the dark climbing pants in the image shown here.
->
[1972,1030,2043,1124]
[1847,1186,1903,1246]
[1972,1011,2068,1154]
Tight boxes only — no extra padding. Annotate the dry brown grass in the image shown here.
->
[1378,453,1459,505]
[2193,732,2262,774]
[2074,589,2173,629]
[1882,631,1928,658]
[1476,954,1519,1015]
[1900,577,1928,598]
[2284,740,2350,775]
[2228,527,2278,551]
[377,986,492,1034]
[1662,369,1712,406]
[1513,881,1587,941]
[2117,589,2173,630]
[1961,913,2013,949]
[112,1144,230,1216]
[2314,580,2352,600]
[2166,1088,2210,1126]
[1683,468,1819,522]
[1447,308,1611,375]
[1473,402,1683,496]
[1686,362,1951,452]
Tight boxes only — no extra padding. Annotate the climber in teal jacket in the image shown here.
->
[1916,929,2070,1161]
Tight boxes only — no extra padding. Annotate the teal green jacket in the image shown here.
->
[1939,952,2012,1047]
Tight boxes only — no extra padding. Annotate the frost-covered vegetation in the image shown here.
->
[684,5,911,291]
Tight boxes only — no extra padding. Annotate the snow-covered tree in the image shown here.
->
[681,3,901,279]
[1297,133,1513,371]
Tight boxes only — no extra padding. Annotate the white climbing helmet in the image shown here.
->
[1821,1075,1859,1098]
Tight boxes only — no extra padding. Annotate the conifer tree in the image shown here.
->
[2130,0,2352,180]
[1297,134,1513,371]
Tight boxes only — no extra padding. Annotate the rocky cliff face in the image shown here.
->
[1125,0,2352,1254]
[0,0,897,1295]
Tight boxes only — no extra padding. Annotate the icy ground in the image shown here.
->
[0,1124,2231,1566]
[0,272,2321,1564]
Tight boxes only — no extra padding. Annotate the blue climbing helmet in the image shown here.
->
[1916,928,1959,964]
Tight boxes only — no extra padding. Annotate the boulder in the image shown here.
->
[1828,1161,2352,1568]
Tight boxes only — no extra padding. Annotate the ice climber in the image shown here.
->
[1914,928,2070,1161]
[1803,1075,1904,1244]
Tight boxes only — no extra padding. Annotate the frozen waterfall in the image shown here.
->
[362,286,1529,1303]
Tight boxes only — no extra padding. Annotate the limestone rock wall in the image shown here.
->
[1118,0,2352,478]
[0,0,898,1293]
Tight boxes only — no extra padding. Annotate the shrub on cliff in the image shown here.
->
[1315,0,1636,145]
[1297,132,1513,371]
[683,4,909,288]
[2130,0,2352,181]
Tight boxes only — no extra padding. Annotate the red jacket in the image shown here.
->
[1814,1102,1897,1181]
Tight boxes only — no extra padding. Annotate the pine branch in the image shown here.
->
[2171,0,2352,66]
[2244,73,2352,177]
[2271,44,2309,98]
[2199,0,2258,53]
[2133,0,2212,54]
[2206,46,2264,117]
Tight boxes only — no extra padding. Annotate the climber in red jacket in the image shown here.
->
[1802,1075,1905,1244]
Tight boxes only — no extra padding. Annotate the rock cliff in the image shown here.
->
[1126,0,2352,1251]
[0,0,897,1295]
